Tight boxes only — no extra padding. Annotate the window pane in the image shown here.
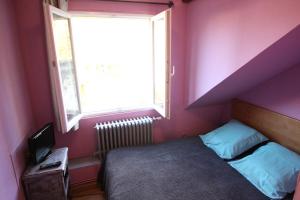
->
[72,16,153,113]
[52,14,80,120]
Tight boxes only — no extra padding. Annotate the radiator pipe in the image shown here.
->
[152,116,162,121]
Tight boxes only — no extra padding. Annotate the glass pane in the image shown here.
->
[71,17,153,113]
[153,17,166,110]
[52,14,80,121]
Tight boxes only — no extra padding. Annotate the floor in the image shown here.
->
[71,181,105,200]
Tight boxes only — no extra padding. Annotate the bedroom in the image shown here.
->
[1,0,300,199]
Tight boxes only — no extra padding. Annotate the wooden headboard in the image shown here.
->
[232,99,300,154]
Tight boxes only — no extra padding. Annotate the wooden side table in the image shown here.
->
[23,148,69,200]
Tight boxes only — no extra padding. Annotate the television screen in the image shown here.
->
[28,123,55,164]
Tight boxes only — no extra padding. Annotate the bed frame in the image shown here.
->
[232,99,300,154]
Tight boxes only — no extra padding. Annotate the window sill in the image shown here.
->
[81,106,157,119]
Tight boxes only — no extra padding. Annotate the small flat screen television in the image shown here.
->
[28,123,55,164]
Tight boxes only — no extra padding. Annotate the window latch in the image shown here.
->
[171,65,175,77]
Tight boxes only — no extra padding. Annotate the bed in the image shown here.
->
[102,100,300,200]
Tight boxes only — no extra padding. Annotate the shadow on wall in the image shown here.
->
[240,63,300,121]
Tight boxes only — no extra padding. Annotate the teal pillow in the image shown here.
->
[200,120,267,159]
[229,142,300,199]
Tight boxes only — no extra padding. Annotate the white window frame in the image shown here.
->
[151,10,172,119]
[43,2,171,133]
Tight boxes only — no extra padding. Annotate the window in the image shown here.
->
[43,3,171,133]
[71,16,153,113]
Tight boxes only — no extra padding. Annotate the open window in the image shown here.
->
[43,3,171,133]
[44,5,82,133]
[151,10,171,119]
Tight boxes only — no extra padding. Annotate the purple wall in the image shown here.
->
[0,0,36,199]
[240,64,300,120]
[185,0,300,106]
[14,0,227,184]
[188,25,300,107]
[0,128,19,200]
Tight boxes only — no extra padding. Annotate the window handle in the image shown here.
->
[171,65,175,77]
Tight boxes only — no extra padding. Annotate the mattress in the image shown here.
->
[103,137,293,200]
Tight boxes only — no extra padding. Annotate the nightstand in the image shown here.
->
[23,148,69,200]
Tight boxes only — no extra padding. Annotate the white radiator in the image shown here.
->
[95,116,154,160]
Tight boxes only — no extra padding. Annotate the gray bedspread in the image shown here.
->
[103,137,293,200]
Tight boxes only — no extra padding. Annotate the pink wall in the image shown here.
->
[14,0,227,184]
[188,25,300,107]
[69,0,169,14]
[186,0,300,106]
[240,64,300,120]
[0,0,36,199]
[0,127,19,200]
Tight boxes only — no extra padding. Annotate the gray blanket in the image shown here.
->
[103,137,293,200]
